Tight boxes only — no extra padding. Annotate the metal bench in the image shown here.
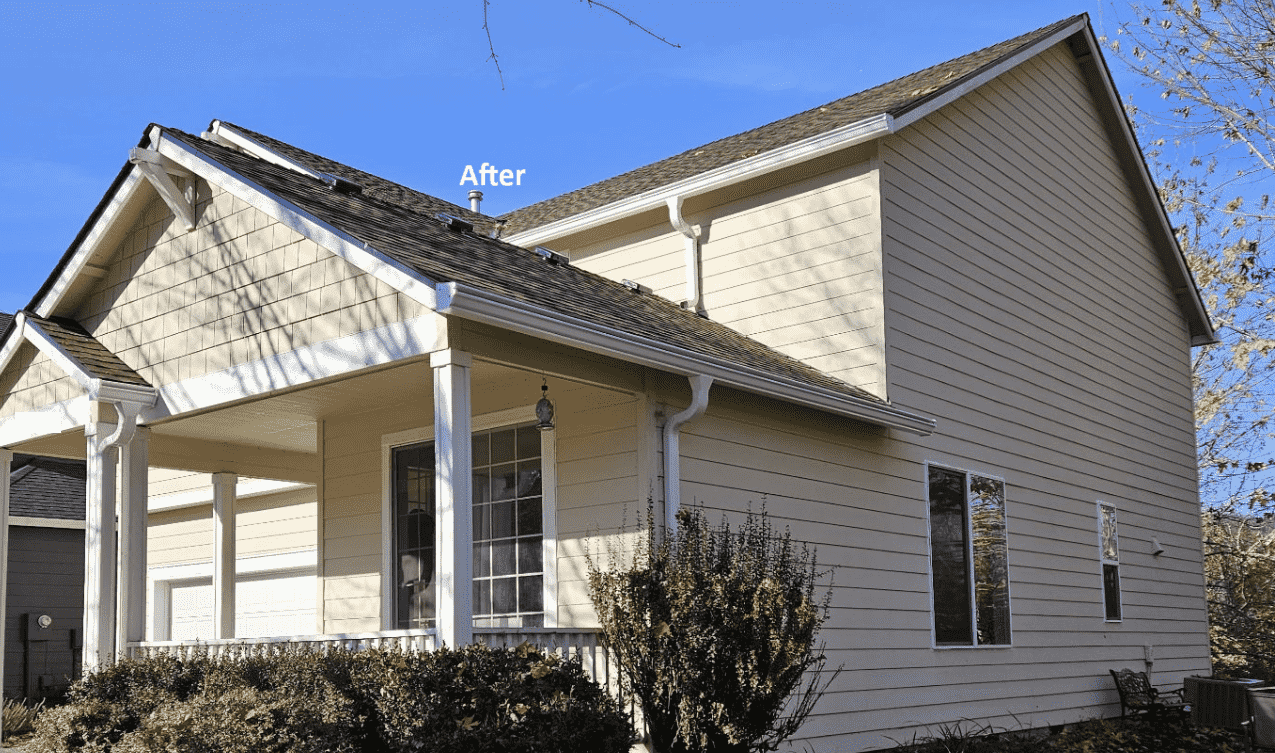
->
[1109,668,1187,717]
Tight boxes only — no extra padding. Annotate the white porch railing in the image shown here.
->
[123,627,439,659]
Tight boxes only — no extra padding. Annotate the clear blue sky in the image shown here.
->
[0,1,1136,315]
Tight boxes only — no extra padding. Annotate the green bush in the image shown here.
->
[367,642,634,753]
[26,643,632,753]
[889,714,1244,753]
[588,504,837,753]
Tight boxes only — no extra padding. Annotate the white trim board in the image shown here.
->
[9,516,85,530]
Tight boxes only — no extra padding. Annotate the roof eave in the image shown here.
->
[505,114,896,248]
[436,281,937,436]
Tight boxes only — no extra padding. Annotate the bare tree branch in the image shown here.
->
[482,0,505,91]
[579,0,681,48]
[481,0,679,88]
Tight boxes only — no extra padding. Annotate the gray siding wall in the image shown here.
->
[4,526,84,701]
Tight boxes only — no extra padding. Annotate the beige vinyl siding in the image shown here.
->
[72,182,426,389]
[566,162,888,398]
[146,487,317,568]
[855,40,1208,749]
[0,343,85,418]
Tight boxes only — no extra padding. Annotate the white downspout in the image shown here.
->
[667,196,703,313]
[663,374,713,534]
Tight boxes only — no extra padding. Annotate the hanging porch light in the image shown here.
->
[535,378,555,431]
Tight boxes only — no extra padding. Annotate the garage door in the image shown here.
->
[166,568,316,640]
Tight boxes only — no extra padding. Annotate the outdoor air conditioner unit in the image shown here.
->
[1251,688,1275,748]
[1185,676,1266,731]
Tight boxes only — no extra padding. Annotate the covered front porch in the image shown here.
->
[1,318,664,684]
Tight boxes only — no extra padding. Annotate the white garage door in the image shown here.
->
[166,568,316,640]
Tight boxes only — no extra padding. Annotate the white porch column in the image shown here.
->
[116,427,149,653]
[431,349,473,647]
[84,418,119,670]
[212,472,237,639]
[0,448,12,740]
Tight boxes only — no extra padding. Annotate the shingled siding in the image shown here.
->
[565,160,888,399]
[0,343,85,419]
[70,184,427,389]
[853,41,1206,747]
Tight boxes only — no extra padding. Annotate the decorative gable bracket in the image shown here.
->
[128,147,196,231]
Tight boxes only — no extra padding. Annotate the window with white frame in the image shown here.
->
[383,407,556,631]
[927,465,1011,646]
[1099,502,1121,621]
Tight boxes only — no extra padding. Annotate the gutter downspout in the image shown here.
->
[667,196,703,314]
[663,374,713,534]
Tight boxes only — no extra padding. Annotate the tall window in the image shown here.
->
[1099,503,1121,621]
[471,423,544,628]
[389,420,547,630]
[393,442,436,629]
[927,465,1011,646]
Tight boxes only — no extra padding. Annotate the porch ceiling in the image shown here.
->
[9,358,549,480]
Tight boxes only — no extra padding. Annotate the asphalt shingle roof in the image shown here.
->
[163,128,881,404]
[24,314,150,387]
[214,122,499,236]
[497,14,1086,236]
[10,456,86,521]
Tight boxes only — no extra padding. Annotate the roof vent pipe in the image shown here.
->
[667,196,703,314]
[663,374,713,536]
[469,190,483,213]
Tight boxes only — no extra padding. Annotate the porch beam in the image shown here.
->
[83,419,118,670]
[432,349,473,647]
[116,427,149,651]
[212,473,237,640]
[146,436,317,484]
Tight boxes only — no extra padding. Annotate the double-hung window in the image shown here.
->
[383,407,556,632]
[1098,502,1121,621]
[927,464,1011,646]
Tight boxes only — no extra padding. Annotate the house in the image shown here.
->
[0,13,1214,751]
[0,423,317,701]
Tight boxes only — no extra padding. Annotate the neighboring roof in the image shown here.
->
[498,15,1086,236]
[161,128,887,408]
[23,313,150,387]
[9,456,85,521]
[212,121,498,235]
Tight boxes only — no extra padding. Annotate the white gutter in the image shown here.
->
[666,196,702,313]
[506,114,896,248]
[663,375,712,533]
[436,281,935,435]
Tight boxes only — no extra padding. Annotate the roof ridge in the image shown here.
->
[497,13,1088,236]
[210,121,498,231]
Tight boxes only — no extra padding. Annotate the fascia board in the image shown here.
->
[152,132,441,311]
[889,18,1090,130]
[10,517,85,530]
[437,282,936,435]
[506,114,895,248]
[1071,25,1217,346]
[0,317,27,390]
[142,314,442,422]
[209,121,326,180]
[21,316,96,392]
[0,395,89,447]
[34,169,146,319]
